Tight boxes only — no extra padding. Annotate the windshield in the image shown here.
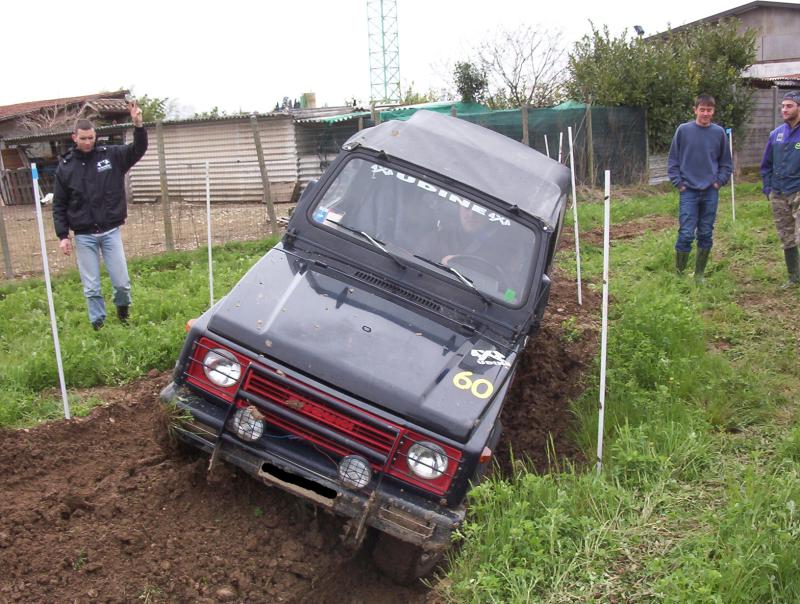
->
[310,157,539,305]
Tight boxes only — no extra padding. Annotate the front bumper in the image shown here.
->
[161,382,464,551]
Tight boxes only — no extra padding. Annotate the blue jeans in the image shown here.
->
[675,187,719,253]
[74,228,131,324]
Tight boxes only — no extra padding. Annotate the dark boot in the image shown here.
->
[92,319,104,331]
[782,246,800,288]
[116,305,130,324]
[694,248,711,284]
[675,251,690,274]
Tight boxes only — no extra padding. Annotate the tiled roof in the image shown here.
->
[0,91,128,121]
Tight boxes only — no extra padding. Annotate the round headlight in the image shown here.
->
[338,455,372,489]
[203,348,241,387]
[407,441,448,480]
[232,407,264,442]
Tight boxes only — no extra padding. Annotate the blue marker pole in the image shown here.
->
[726,128,736,223]
[31,163,71,419]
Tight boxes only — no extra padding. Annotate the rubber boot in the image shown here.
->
[675,251,690,275]
[694,248,711,284]
[782,246,800,288]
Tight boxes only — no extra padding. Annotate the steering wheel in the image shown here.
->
[445,254,511,292]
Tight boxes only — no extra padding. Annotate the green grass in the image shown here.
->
[0,238,277,427]
[440,182,800,603]
[3,181,800,602]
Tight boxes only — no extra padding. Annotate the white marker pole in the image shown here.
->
[31,163,71,420]
[568,126,583,306]
[596,169,611,474]
[727,128,736,223]
[206,160,214,307]
[558,132,564,163]
[544,134,551,159]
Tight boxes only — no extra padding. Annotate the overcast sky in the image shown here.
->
[2,0,778,114]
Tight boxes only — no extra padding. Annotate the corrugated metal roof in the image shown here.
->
[752,73,800,82]
[2,112,292,144]
[0,91,129,121]
[295,111,370,124]
[295,102,491,125]
[85,98,130,113]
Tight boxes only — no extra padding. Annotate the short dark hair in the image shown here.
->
[73,119,95,133]
[694,94,716,108]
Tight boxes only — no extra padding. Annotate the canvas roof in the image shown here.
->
[342,110,570,229]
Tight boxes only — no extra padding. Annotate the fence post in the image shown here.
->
[450,106,457,117]
[358,116,365,131]
[773,85,780,128]
[521,105,529,146]
[0,202,13,278]
[585,100,595,187]
[156,121,175,251]
[250,114,278,237]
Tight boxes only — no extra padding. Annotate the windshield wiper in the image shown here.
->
[325,219,406,269]
[413,254,492,305]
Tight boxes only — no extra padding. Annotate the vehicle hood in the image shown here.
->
[207,248,516,442]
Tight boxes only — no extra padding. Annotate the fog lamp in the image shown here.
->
[232,407,264,442]
[407,441,448,480]
[338,455,371,489]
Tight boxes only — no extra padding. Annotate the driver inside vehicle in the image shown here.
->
[441,204,493,266]
[422,203,524,300]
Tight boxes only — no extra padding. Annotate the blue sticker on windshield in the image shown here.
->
[313,207,329,223]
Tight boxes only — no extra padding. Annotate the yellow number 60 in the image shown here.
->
[452,371,494,399]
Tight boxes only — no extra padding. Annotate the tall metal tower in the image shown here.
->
[367,0,401,105]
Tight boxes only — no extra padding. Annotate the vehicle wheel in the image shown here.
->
[371,532,445,584]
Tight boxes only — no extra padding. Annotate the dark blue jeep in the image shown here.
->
[161,110,569,582]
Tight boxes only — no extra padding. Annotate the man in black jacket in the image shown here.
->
[53,101,148,330]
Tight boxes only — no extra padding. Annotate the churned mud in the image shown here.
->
[0,243,616,603]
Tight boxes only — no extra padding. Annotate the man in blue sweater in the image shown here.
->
[760,91,800,287]
[668,94,732,282]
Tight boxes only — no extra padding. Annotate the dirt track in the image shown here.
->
[0,261,604,603]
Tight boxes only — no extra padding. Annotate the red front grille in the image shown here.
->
[183,336,464,496]
[241,368,400,460]
[237,366,463,495]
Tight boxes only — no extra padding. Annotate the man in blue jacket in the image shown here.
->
[761,91,800,287]
[668,94,732,283]
[53,101,148,330]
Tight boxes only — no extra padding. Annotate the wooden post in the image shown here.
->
[0,203,13,278]
[450,106,457,117]
[156,121,175,251]
[358,116,364,131]
[371,104,381,125]
[250,114,278,237]
[585,100,595,187]
[123,129,133,204]
[521,105,530,146]
[773,85,781,128]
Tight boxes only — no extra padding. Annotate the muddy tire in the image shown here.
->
[371,533,444,584]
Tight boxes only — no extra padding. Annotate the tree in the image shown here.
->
[18,104,87,133]
[400,82,441,105]
[453,62,488,104]
[567,20,756,151]
[134,94,181,122]
[193,106,228,119]
[475,26,568,108]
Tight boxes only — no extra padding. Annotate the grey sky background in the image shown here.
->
[2,0,772,114]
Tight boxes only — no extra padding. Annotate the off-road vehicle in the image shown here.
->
[161,110,570,582]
